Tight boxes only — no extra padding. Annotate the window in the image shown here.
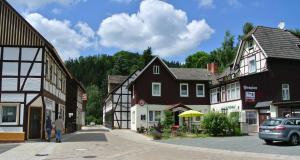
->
[246,111,257,125]
[153,65,160,74]
[248,56,256,73]
[180,83,189,97]
[132,111,135,124]
[0,105,18,124]
[226,82,240,101]
[247,40,254,51]
[210,88,220,104]
[221,86,226,102]
[194,116,201,122]
[196,84,205,97]
[152,83,161,96]
[149,111,161,122]
[282,84,290,101]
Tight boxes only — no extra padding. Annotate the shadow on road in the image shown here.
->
[66,133,107,142]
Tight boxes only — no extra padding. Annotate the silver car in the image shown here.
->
[259,118,300,145]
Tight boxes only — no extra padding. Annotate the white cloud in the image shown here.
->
[25,13,94,60]
[198,0,215,8]
[98,0,214,57]
[8,0,84,10]
[76,22,95,38]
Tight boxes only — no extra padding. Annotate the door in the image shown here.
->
[55,103,59,120]
[259,113,269,125]
[174,111,179,125]
[29,107,42,139]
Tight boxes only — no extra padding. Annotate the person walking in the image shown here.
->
[45,116,52,142]
[54,116,64,143]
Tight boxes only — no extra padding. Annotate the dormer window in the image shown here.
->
[248,56,256,73]
[153,65,160,74]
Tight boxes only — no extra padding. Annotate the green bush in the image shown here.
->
[201,112,230,136]
[228,112,241,136]
[162,110,174,129]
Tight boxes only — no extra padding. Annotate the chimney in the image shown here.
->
[207,63,218,74]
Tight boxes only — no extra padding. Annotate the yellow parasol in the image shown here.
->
[178,110,204,118]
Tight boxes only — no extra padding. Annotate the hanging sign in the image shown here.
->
[245,91,255,102]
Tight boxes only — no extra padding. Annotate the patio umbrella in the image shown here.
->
[178,110,204,132]
[178,110,204,118]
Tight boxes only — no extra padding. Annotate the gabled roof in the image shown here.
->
[108,75,128,84]
[169,68,213,81]
[132,56,213,83]
[246,26,300,60]
[1,0,72,78]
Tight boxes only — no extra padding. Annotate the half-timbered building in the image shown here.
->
[211,26,300,132]
[0,0,83,141]
[103,72,139,129]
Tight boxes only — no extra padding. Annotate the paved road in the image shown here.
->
[161,134,300,156]
[0,144,19,154]
[43,129,299,160]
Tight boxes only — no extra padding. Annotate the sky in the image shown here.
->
[7,0,300,62]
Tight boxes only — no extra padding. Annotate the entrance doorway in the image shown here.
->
[259,113,269,125]
[174,111,180,125]
[29,107,42,139]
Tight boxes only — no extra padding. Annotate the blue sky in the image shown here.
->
[8,0,300,62]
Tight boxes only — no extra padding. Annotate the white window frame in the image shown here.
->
[282,84,290,101]
[196,84,205,97]
[180,83,189,97]
[149,110,161,122]
[226,82,240,101]
[210,88,220,104]
[152,82,161,97]
[246,110,257,125]
[221,86,226,102]
[248,55,256,73]
[0,103,19,125]
[153,65,160,74]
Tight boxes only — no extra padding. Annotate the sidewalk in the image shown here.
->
[0,131,78,160]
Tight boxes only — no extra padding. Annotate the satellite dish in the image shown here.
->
[278,21,285,30]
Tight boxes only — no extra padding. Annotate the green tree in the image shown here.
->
[85,84,101,124]
[289,28,300,37]
[162,110,174,129]
[185,51,210,68]
[142,47,154,67]
[238,22,254,42]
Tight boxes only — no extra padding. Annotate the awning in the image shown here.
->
[255,101,273,108]
[167,103,192,112]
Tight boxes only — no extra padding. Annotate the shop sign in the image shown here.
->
[245,91,255,102]
[222,105,239,111]
[243,85,258,90]
[172,107,189,112]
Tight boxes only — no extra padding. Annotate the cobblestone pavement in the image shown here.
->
[0,144,19,154]
[161,133,300,156]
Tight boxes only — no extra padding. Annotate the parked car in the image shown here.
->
[259,117,300,145]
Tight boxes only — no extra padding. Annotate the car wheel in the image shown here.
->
[264,140,273,144]
[289,134,299,146]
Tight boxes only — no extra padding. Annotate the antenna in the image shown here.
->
[278,21,285,30]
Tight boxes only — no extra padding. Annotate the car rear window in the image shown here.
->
[262,119,282,126]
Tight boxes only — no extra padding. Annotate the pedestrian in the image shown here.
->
[45,116,52,142]
[55,116,64,143]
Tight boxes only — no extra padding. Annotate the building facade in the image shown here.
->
[103,73,138,129]
[129,57,212,131]
[210,26,300,132]
[0,0,85,141]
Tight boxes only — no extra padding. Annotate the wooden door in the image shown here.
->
[29,107,42,139]
[259,113,269,125]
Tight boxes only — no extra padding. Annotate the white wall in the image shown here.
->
[131,104,210,131]
[210,100,242,113]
